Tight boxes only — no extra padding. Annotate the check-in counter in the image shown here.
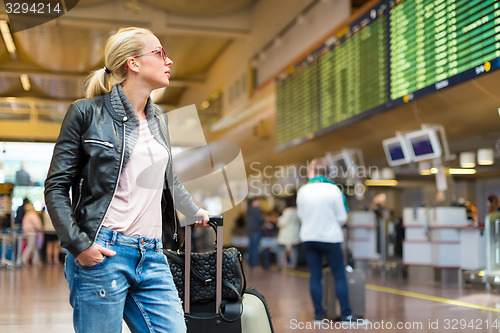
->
[348,211,379,261]
[402,207,431,265]
[402,207,485,270]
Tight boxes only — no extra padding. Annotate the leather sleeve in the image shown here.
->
[172,172,200,217]
[44,102,93,257]
[153,104,200,218]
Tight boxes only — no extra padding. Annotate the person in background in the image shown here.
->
[246,197,264,270]
[21,202,42,266]
[42,206,60,265]
[15,197,30,228]
[277,195,301,270]
[370,193,389,255]
[465,200,478,226]
[487,194,499,217]
[488,194,500,228]
[260,207,279,270]
[296,158,364,325]
[44,27,210,333]
[15,162,32,186]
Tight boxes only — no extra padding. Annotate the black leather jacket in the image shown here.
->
[44,93,199,258]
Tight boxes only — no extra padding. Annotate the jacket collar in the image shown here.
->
[103,93,124,123]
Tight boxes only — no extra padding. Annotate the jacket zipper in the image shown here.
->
[93,121,127,243]
[160,113,177,241]
[84,139,114,148]
[168,144,177,240]
[153,107,178,241]
[73,178,84,213]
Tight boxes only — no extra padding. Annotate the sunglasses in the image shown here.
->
[124,48,168,70]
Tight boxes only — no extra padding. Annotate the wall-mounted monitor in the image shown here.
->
[405,128,443,162]
[326,149,361,179]
[382,136,412,167]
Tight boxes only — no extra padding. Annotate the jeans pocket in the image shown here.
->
[78,256,108,270]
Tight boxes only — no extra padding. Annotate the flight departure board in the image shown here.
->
[275,56,319,147]
[390,0,500,101]
[319,5,388,130]
[275,0,500,150]
[275,1,388,149]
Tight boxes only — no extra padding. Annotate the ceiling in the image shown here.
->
[0,0,258,140]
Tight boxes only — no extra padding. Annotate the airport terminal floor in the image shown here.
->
[1,262,500,333]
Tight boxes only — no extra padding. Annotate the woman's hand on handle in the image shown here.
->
[76,244,116,266]
[194,208,211,227]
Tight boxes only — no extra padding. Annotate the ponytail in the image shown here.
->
[83,27,153,98]
[84,68,111,98]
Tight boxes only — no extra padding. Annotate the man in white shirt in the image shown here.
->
[296,158,357,323]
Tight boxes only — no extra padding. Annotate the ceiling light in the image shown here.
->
[418,161,431,175]
[448,168,476,175]
[0,20,16,57]
[365,179,398,186]
[459,152,475,168]
[381,167,395,180]
[477,148,494,165]
[19,74,31,91]
[370,168,380,180]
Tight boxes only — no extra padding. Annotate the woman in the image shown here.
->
[487,194,499,217]
[42,206,60,265]
[44,27,209,333]
[21,202,42,266]
[277,196,301,270]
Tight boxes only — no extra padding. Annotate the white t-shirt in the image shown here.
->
[296,182,347,243]
[102,119,169,238]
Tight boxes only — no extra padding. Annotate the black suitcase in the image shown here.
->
[182,216,241,332]
[178,216,274,333]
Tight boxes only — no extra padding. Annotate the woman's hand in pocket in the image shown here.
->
[76,244,116,266]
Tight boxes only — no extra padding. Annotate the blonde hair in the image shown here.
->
[84,27,153,98]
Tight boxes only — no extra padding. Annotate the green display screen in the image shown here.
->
[276,2,388,149]
[390,0,500,100]
[275,57,319,147]
[274,0,500,150]
[319,13,388,129]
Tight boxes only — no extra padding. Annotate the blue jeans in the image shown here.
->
[303,241,352,319]
[247,232,261,268]
[64,228,186,333]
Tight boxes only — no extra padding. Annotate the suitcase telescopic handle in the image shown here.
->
[184,216,224,314]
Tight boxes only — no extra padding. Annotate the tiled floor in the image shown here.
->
[1,263,500,332]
